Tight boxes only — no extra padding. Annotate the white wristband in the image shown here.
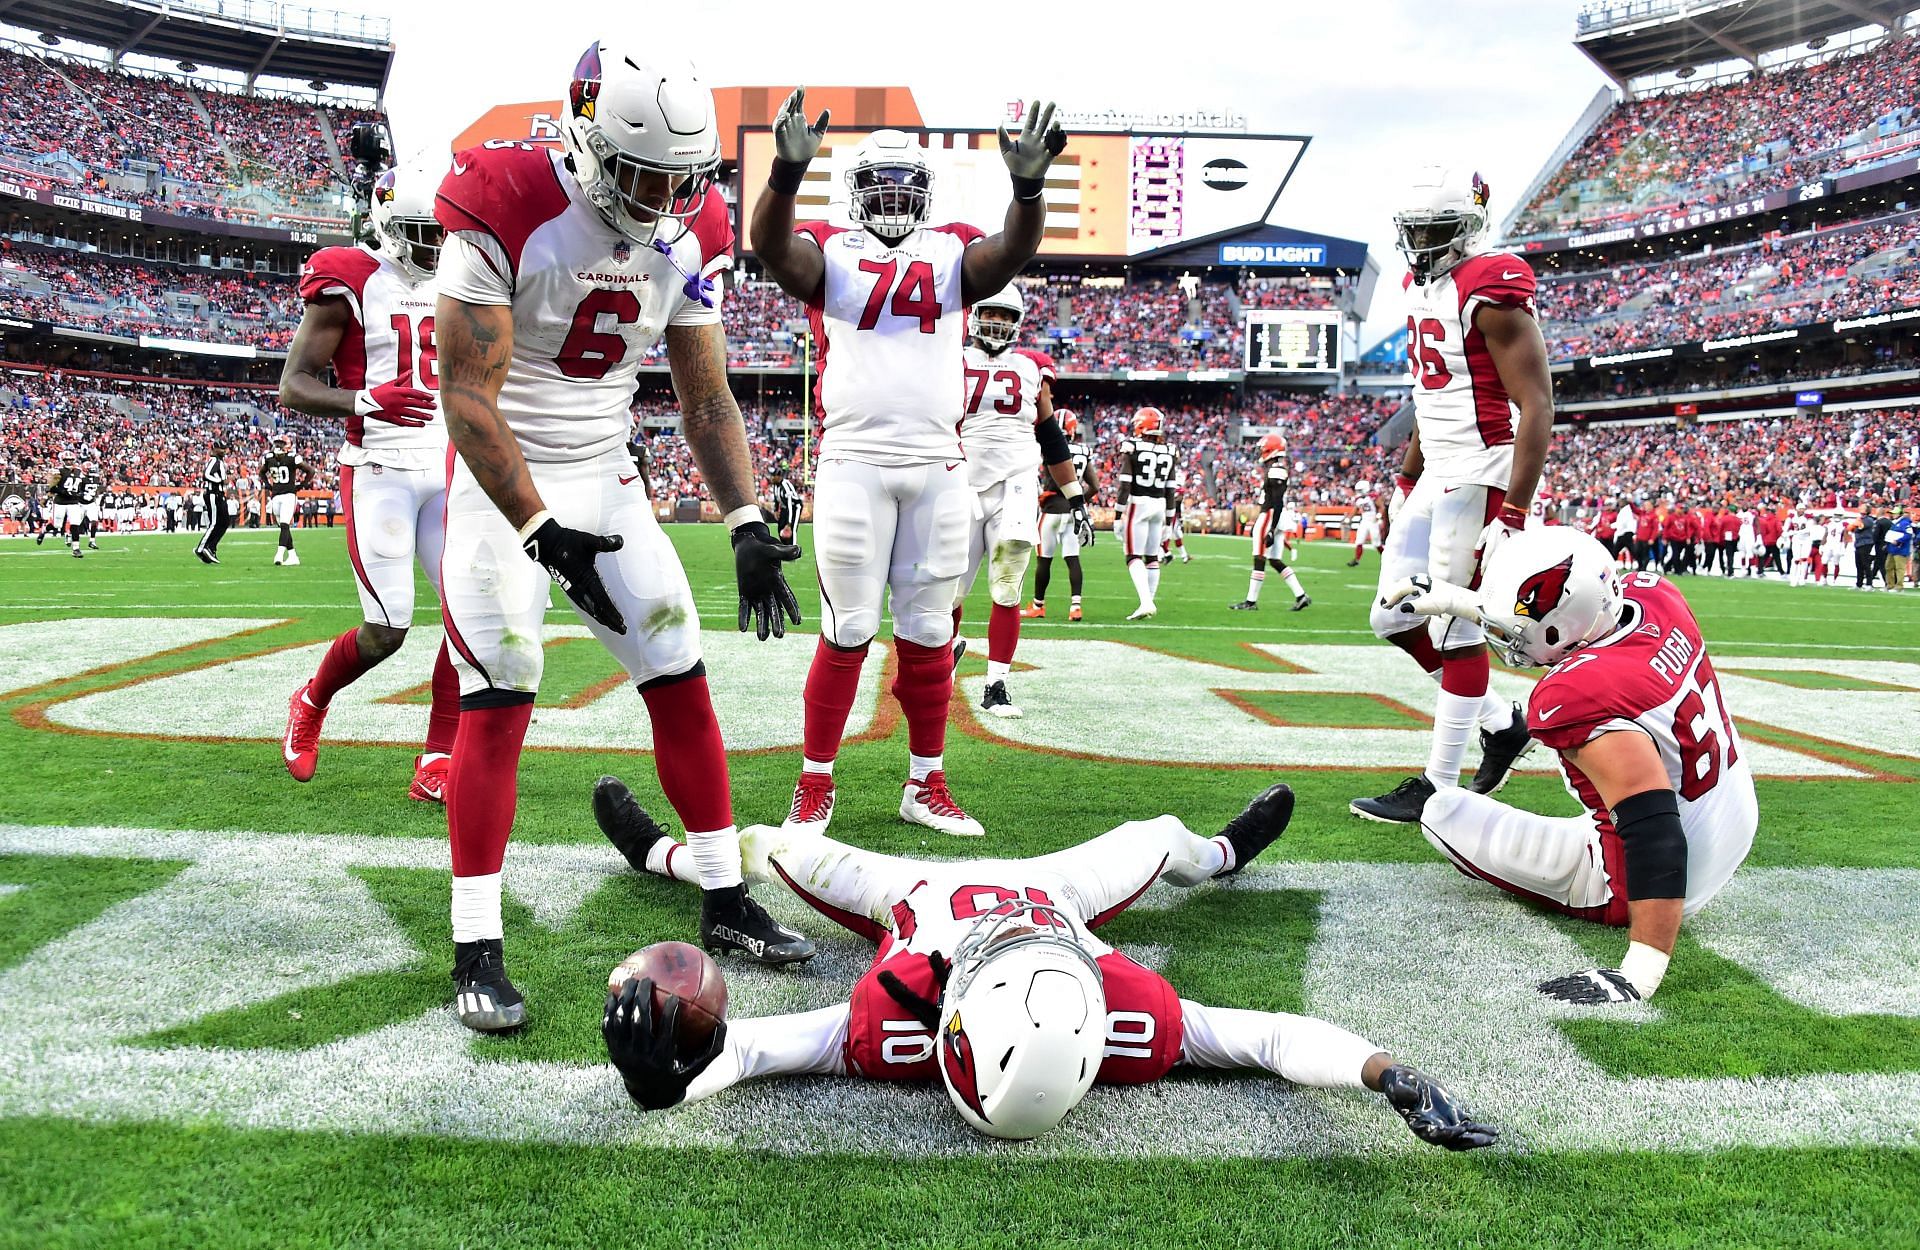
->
[516,509,554,543]
[724,505,763,531]
[1061,480,1083,501]
[1620,941,1670,998]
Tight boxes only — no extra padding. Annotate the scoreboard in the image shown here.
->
[1244,309,1342,373]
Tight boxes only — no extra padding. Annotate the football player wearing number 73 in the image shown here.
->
[1380,526,1758,1004]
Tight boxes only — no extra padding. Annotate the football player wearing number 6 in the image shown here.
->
[1351,166,1552,824]
[1380,527,1757,1004]
[594,774,1497,1149]
[428,41,814,1034]
[752,88,1067,839]
[279,159,462,806]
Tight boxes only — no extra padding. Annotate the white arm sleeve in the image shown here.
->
[1177,999,1379,1090]
[681,1004,850,1104]
[436,231,514,306]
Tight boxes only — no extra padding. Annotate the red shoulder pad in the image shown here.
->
[1453,251,1536,311]
[434,144,571,282]
[298,246,379,309]
[842,955,937,1082]
[932,222,986,247]
[1526,659,1617,753]
[1014,348,1056,381]
[1092,952,1183,1085]
[688,186,735,278]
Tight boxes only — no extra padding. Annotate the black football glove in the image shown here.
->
[1069,496,1096,548]
[732,519,803,641]
[1380,1064,1499,1152]
[1538,968,1642,1005]
[602,977,727,1112]
[522,515,627,635]
[876,952,952,1031]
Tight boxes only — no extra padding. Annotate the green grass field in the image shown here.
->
[1,523,1916,1248]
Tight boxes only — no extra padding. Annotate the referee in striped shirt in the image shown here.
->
[194,443,230,565]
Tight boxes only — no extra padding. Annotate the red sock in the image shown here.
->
[802,638,869,765]
[952,604,964,634]
[308,628,381,707]
[892,638,953,757]
[424,640,459,756]
[987,602,1020,665]
[1388,627,1444,675]
[447,702,532,877]
[1439,649,1491,697]
[640,674,734,833]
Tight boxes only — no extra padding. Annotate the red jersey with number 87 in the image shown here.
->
[298,244,447,470]
[1403,251,1536,490]
[798,221,983,466]
[1525,573,1757,915]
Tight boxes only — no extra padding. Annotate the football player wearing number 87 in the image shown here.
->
[751,89,1067,840]
[1380,527,1758,1004]
[429,38,815,1035]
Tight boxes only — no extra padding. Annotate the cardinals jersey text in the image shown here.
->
[961,344,1055,486]
[299,244,447,470]
[1403,251,1535,488]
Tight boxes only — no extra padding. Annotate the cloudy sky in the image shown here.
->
[380,2,1615,345]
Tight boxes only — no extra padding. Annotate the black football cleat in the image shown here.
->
[980,679,1022,719]
[1229,599,1258,611]
[1216,783,1294,876]
[1345,558,1361,567]
[451,938,526,1033]
[701,884,815,966]
[950,638,967,672]
[1349,774,1436,824]
[592,774,671,876]
[1380,1064,1499,1151]
[1468,703,1533,795]
[1291,594,1312,612]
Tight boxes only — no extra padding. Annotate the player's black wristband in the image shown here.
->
[768,159,808,196]
[1614,788,1686,900]
[1010,173,1046,202]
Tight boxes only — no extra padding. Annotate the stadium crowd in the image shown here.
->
[0,246,300,348]
[1514,35,1920,238]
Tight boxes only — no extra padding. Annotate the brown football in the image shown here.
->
[608,940,728,1054]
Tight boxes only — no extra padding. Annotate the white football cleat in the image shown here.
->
[1126,603,1157,621]
[284,550,300,566]
[900,771,983,837]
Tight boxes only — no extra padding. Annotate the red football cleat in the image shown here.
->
[282,682,326,782]
[782,771,836,832]
[1019,601,1045,619]
[409,753,450,803]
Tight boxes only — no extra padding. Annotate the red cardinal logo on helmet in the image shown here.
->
[569,42,603,120]
[1513,556,1574,619]
[940,1014,989,1123]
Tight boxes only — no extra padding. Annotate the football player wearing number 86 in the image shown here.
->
[1380,527,1757,1004]
[428,38,814,1035]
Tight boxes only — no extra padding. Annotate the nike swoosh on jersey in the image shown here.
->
[618,474,640,486]
[945,463,961,472]
[1536,704,1564,721]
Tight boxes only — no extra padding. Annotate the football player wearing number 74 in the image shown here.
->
[1381,526,1758,1004]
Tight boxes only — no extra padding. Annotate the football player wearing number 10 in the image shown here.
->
[428,40,814,1034]
[752,89,1068,839]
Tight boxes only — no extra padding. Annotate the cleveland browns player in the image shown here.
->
[751,90,1067,838]
[1382,527,1756,1003]
[262,434,306,566]
[1230,432,1310,612]
[954,281,1094,719]
[429,41,812,1033]
[1115,407,1178,620]
[1352,166,1549,824]
[1025,407,1097,621]
[593,775,1496,1149]
[279,160,460,805]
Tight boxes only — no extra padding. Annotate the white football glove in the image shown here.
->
[1380,574,1482,623]
[1476,503,1529,572]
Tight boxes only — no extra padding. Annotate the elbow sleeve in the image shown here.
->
[1035,416,1071,466]
[1614,788,1686,901]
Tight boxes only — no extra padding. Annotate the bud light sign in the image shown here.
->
[1219,241,1327,266]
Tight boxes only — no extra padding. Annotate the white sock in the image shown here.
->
[1281,569,1305,599]
[802,757,833,776]
[987,659,1010,682]
[420,751,450,766]
[1070,594,1082,606]
[1147,564,1162,596]
[1247,569,1265,603]
[1206,835,1233,876]
[1479,695,1514,734]
[644,837,700,884]
[686,825,744,890]
[1128,560,1153,607]
[1425,688,1482,789]
[450,872,503,943]
[910,753,942,782]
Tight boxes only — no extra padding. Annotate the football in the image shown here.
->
[608,940,729,1052]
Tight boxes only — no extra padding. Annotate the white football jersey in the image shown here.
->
[961,343,1055,487]
[1357,493,1378,517]
[1403,251,1537,489]
[435,142,730,463]
[299,243,448,471]
[799,220,982,466]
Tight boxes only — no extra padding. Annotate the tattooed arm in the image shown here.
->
[436,294,543,528]
[664,320,756,517]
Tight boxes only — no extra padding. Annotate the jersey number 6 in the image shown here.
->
[557,289,642,380]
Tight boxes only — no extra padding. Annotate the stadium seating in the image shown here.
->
[0,248,301,348]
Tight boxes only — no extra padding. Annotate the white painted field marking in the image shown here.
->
[0,617,286,696]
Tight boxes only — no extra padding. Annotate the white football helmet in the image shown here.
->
[561,40,720,245]
[1476,526,1624,669]
[368,161,443,284]
[971,282,1024,352]
[845,129,932,241]
[1393,165,1490,283]
[937,900,1106,1140]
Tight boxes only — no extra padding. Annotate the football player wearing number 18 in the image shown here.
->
[279,161,460,804]
[1382,528,1757,1004]
[752,89,1068,839]
[1351,166,1552,825]
[430,41,814,1033]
